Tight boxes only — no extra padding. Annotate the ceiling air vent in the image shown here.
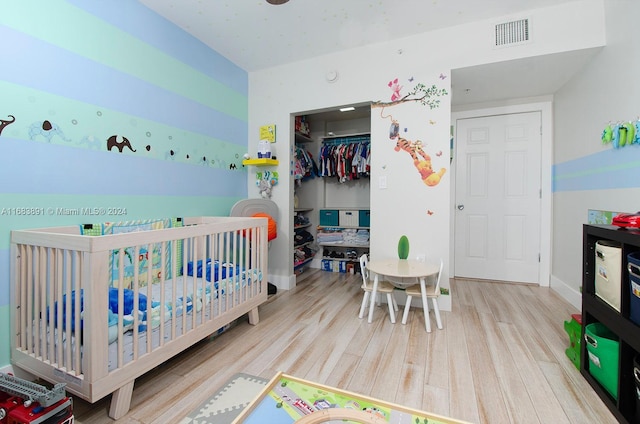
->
[494,18,530,47]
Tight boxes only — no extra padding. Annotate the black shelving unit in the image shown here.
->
[582,224,640,424]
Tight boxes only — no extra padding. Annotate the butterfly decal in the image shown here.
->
[435,151,442,157]
[439,73,447,80]
[427,210,434,216]
[429,120,436,125]
[408,76,414,82]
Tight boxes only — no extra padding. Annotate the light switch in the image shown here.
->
[379,176,387,189]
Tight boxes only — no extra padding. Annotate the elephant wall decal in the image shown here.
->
[107,135,136,152]
[29,120,71,143]
[0,115,15,135]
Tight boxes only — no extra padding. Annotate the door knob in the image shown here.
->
[457,204,464,210]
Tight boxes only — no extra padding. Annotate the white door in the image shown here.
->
[454,112,541,283]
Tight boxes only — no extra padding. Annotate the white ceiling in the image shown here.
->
[140,0,601,106]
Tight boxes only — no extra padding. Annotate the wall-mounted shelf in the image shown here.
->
[242,158,279,166]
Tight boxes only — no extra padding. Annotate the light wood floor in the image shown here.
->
[72,269,617,423]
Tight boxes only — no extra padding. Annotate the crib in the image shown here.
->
[9,216,269,419]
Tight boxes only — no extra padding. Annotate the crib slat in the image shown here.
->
[18,245,28,351]
[132,244,140,363]
[73,250,82,374]
[145,243,152,353]
[191,237,198,331]
[53,249,62,367]
[117,249,125,369]
[62,249,71,370]
[36,246,46,359]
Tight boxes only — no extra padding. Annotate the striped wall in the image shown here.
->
[0,1,249,366]
[553,145,640,192]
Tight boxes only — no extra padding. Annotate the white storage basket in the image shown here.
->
[339,210,359,227]
[595,240,622,311]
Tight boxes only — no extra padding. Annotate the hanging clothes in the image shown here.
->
[294,145,318,182]
[319,135,370,182]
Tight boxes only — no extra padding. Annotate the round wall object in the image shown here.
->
[325,70,339,83]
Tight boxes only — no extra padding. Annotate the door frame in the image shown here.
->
[450,99,553,287]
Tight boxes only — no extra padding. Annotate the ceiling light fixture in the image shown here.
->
[266,0,289,4]
[340,107,355,112]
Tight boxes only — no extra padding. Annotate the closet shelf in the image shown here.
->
[318,242,369,248]
[322,132,370,140]
[295,132,314,144]
[294,257,313,270]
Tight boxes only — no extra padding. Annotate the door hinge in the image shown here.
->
[538,253,541,262]
[539,188,542,199]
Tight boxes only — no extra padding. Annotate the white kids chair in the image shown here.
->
[401,258,443,331]
[358,254,398,322]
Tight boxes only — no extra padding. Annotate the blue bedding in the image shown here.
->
[49,260,259,344]
[185,259,242,282]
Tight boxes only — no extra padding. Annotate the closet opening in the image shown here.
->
[292,103,372,278]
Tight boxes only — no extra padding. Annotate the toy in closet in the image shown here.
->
[318,134,370,182]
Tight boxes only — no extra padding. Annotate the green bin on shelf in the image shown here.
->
[585,322,619,400]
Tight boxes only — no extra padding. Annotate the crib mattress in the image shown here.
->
[38,271,259,373]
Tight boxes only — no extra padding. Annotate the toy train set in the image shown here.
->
[0,374,73,424]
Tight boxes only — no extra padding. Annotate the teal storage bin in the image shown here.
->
[319,209,339,226]
[359,210,370,227]
[585,322,619,400]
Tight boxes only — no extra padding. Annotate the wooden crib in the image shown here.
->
[9,216,268,419]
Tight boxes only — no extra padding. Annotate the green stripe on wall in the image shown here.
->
[1,1,247,121]
[553,160,640,180]
[0,81,247,165]
[0,194,246,249]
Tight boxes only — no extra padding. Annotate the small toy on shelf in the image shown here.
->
[295,115,310,136]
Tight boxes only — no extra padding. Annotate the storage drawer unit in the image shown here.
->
[585,322,619,400]
[319,209,339,226]
[339,210,359,227]
[359,209,371,227]
[582,225,640,423]
[595,240,622,311]
[628,252,640,325]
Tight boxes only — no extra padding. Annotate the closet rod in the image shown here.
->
[321,137,370,146]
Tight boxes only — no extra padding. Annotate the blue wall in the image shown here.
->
[0,1,249,366]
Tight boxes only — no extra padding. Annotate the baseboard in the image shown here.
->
[268,273,296,291]
[550,274,582,311]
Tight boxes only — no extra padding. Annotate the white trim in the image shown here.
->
[451,99,553,287]
[550,275,582,311]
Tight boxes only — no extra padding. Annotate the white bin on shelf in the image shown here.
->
[339,210,359,227]
[595,240,622,311]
